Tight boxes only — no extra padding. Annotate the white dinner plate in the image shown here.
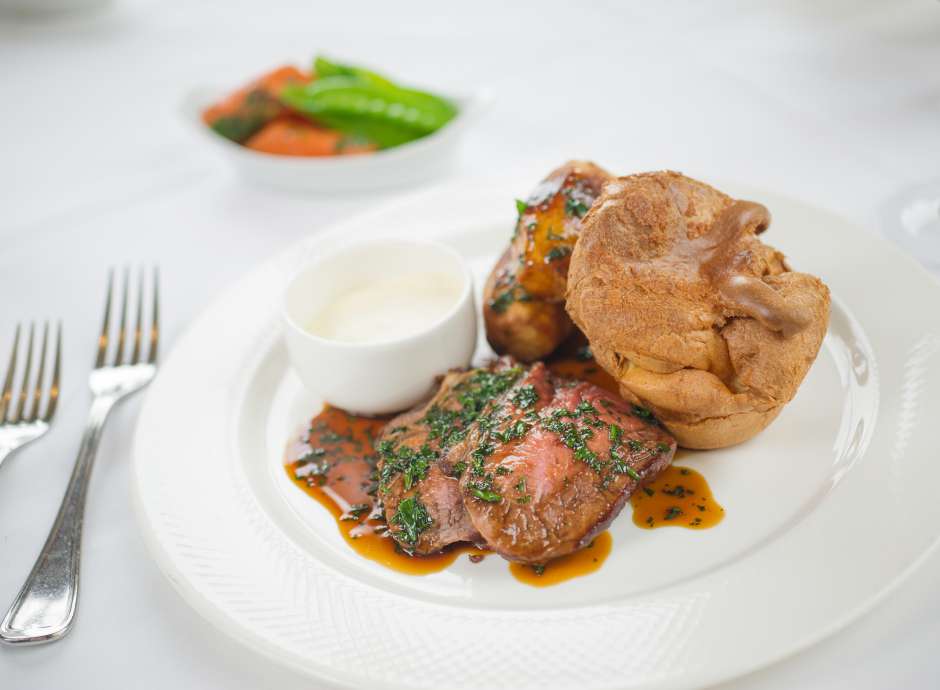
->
[132,177,940,690]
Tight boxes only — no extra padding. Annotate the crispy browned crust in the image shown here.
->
[482,160,613,362]
[565,171,830,449]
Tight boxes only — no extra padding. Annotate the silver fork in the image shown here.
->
[0,323,62,468]
[0,268,159,645]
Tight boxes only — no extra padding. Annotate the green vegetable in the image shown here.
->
[278,56,458,149]
[314,57,455,123]
[545,245,572,263]
[510,385,539,410]
[488,290,515,314]
[608,424,622,443]
[313,55,397,89]
[565,193,590,218]
[392,495,432,545]
[377,442,436,492]
[664,507,683,521]
[468,484,502,503]
[340,503,371,521]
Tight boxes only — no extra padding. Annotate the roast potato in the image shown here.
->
[483,160,612,361]
[565,171,830,449]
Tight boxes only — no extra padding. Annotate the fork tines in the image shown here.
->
[0,322,62,425]
[97,267,159,369]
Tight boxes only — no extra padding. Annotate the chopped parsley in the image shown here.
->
[515,198,528,216]
[471,441,495,468]
[608,424,622,443]
[575,400,598,416]
[488,284,532,314]
[420,366,523,451]
[377,442,437,493]
[545,245,572,263]
[510,384,539,410]
[489,290,515,314]
[564,192,590,218]
[664,507,683,521]
[340,503,371,521]
[467,475,501,503]
[495,420,531,443]
[392,495,433,545]
[469,486,501,502]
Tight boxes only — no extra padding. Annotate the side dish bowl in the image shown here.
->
[282,238,477,414]
[183,86,491,194]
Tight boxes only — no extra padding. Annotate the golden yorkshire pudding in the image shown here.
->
[565,171,830,449]
[483,161,613,362]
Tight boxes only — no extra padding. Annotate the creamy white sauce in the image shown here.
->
[307,271,463,343]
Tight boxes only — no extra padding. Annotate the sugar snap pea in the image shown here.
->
[278,57,458,149]
[313,56,397,90]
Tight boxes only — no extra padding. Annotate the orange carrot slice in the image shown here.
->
[202,65,311,142]
[246,116,376,157]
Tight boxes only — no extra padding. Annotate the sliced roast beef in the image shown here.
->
[457,377,676,564]
[376,359,526,554]
[377,356,676,563]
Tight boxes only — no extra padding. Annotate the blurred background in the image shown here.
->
[1,1,939,688]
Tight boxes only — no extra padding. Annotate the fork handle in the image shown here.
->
[0,395,115,645]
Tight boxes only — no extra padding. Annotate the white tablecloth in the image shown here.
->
[2,1,940,687]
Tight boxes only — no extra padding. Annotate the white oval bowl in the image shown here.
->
[282,238,477,414]
[183,84,491,194]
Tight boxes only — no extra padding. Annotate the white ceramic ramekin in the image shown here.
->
[282,239,477,415]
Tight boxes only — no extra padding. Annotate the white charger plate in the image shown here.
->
[132,178,940,690]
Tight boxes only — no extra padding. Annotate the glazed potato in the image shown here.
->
[483,247,574,362]
[483,161,612,361]
[566,171,830,449]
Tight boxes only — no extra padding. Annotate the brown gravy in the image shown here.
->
[547,355,620,394]
[700,201,811,337]
[630,464,724,529]
[509,532,613,587]
[286,401,722,587]
[285,406,487,575]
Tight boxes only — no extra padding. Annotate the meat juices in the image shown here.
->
[378,359,677,565]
